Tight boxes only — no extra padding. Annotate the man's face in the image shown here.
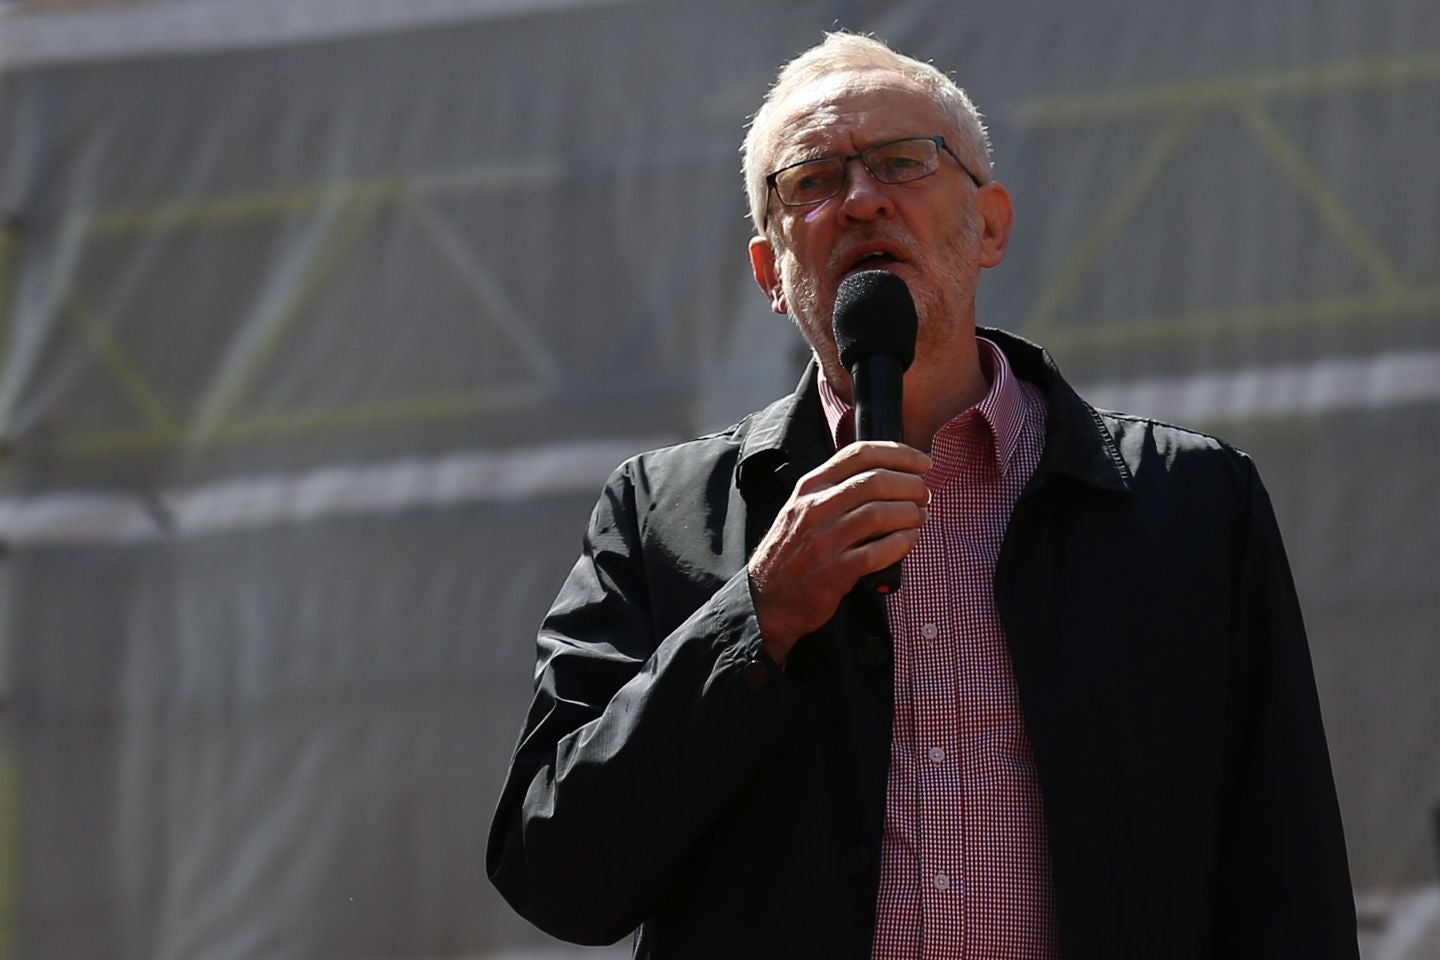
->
[748,69,1009,386]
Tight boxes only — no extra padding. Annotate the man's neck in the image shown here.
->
[817,330,991,455]
[901,332,990,454]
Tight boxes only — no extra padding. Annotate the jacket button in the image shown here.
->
[843,843,872,878]
[857,634,890,672]
[741,659,769,691]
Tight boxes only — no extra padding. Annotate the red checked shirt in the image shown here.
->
[820,337,1060,959]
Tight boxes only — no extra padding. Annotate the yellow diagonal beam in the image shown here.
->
[1016,50,1440,126]
[64,293,177,431]
[1240,103,1408,295]
[194,193,386,438]
[1023,112,1197,334]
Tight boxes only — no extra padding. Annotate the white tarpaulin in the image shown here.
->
[0,0,1437,957]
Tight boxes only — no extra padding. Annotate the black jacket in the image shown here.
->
[487,328,1357,959]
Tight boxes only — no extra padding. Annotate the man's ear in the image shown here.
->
[748,235,788,315]
[974,181,1014,269]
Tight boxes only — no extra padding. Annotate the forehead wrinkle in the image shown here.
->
[763,70,947,171]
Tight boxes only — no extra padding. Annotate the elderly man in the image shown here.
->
[488,32,1357,959]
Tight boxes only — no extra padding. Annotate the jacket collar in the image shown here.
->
[736,327,1132,495]
[981,326,1132,493]
[735,362,833,494]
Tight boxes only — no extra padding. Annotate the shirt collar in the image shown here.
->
[817,336,1028,476]
[817,369,855,448]
[736,330,1132,497]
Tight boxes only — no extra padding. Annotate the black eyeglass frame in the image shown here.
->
[761,135,986,230]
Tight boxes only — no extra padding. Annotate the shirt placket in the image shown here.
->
[911,475,969,956]
[956,466,1007,948]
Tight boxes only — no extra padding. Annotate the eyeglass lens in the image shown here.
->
[773,138,941,207]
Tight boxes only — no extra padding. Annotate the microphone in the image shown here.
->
[832,269,918,595]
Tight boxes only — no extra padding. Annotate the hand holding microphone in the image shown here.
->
[747,270,927,663]
[832,270,919,595]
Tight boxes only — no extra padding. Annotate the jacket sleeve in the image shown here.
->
[485,457,790,945]
[1215,457,1359,958]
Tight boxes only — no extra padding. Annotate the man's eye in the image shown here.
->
[782,164,837,200]
[877,156,923,176]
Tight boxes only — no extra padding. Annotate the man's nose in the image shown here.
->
[837,158,894,223]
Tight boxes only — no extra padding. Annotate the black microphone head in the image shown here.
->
[832,269,918,372]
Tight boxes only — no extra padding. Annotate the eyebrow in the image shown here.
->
[769,142,831,168]
[774,131,917,164]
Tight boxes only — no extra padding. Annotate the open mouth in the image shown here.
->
[851,251,897,269]
[840,244,908,278]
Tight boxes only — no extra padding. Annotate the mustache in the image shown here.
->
[824,228,916,272]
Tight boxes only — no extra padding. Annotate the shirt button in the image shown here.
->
[920,623,939,640]
[928,746,946,763]
[741,659,769,691]
[933,872,950,891]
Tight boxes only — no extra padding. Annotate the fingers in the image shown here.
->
[796,441,931,494]
[812,468,929,521]
[747,442,934,663]
[841,525,923,576]
[832,497,928,550]
[796,442,931,523]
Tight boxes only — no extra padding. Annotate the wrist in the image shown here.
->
[746,568,799,665]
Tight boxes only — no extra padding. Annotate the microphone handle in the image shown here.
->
[852,354,906,595]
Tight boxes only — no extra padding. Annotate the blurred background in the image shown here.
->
[0,0,1436,957]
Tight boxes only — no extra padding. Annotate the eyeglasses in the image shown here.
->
[762,135,985,229]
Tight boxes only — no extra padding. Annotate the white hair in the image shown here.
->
[741,32,992,233]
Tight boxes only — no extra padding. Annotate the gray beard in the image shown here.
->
[782,218,981,385]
